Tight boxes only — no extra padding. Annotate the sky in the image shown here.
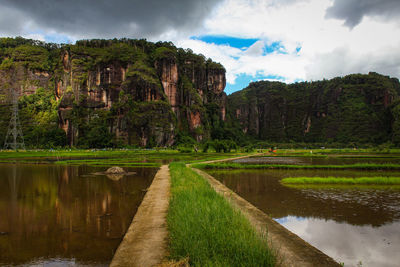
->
[1,0,400,94]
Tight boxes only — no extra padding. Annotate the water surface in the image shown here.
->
[233,156,400,165]
[0,164,157,266]
[209,169,400,267]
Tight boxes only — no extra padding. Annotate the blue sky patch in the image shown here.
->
[29,30,72,44]
[44,33,72,44]
[192,35,292,56]
[264,41,287,55]
[225,73,286,94]
[191,35,259,50]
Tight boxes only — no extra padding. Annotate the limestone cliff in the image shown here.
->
[0,38,226,147]
[227,72,400,144]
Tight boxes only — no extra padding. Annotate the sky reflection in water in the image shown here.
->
[209,168,400,267]
[276,216,400,267]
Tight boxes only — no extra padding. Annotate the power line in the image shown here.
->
[3,88,25,150]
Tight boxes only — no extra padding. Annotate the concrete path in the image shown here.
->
[191,157,340,267]
[195,152,264,165]
[110,165,170,267]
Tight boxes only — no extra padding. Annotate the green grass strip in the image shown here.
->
[281,176,400,185]
[193,162,400,170]
[168,162,276,266]
[54,159,161,167]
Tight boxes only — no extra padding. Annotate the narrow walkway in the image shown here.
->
[191,155,340,267]
[196,152,264,165]
[110,165,171,267]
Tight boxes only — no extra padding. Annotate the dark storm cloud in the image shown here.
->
[0,5,26,35]
[1,0,223,38]
[325,0,400,28]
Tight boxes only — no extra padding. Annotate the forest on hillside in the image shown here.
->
[227,72,400,148]
[1,38,400,149]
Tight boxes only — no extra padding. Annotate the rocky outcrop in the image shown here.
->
[156,57,179,112]
[228,72,400,144]
[0,66,51,98]
[0,38,227,147]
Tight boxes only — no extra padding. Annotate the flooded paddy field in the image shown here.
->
[0,150,244,166]
[232,155,400,165]
[0,163,157,266]
[208,168,400,267]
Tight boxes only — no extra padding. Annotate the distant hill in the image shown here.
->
[1,37,399,148]
[227,72,400,146]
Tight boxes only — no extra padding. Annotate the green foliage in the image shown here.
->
[113,93,176,146]
[281,176,400,185]
[79,111,113,148]
[18,87,66,148]
[0,36,59,49]
[0,43,51,71]
[201,141,212,153]
[152,47,176,61]
[177,146,193,153]
[0,58,14,70]
[206,58,225,70]
[168,163,276,266]
[391,103,400,145]
[175,133,196,146]
[210,139,237,153]
[227,72,400,146]
[11,45,50,70]
[194,162,400,170]
[126,58,160,86]
[66,106,114,148]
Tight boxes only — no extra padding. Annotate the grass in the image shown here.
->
[280,183,400,190]
[193,162,400,171]
[0,149,250,166]
[167,162,276,266]
[54,159,161,167]
[272,148,400,155]
[281,176,400,185]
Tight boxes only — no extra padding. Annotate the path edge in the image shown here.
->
[110,165,170,267]
[189,155,340,267]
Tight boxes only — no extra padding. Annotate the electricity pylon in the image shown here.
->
[3,89,25,150]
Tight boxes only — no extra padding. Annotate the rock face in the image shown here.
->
[228,72,400,144]
[0,38,227,147]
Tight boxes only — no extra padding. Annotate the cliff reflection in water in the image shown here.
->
[0,164,156,266]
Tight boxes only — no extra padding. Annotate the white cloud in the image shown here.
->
[244,41,265,56]
[173,0,400,87]
[24,33,46,42]
[2,0,399,90]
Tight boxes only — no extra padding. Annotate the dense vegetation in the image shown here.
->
[227,73,400,147]
[1,37,400,149]
[194,162,400,170]
[167,162,276,266]
[0,37,227,148]
[281,176,400,185]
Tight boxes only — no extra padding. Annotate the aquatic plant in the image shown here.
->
[281,176,400,185]
[193,162,400,171]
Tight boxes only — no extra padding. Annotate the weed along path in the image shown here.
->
[189,156,340,267]
[110,165,170,267]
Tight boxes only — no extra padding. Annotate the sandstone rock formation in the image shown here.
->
[0,38,227,147]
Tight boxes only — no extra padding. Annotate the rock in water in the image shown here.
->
[106,166,125,174]
[106,174,124,181]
